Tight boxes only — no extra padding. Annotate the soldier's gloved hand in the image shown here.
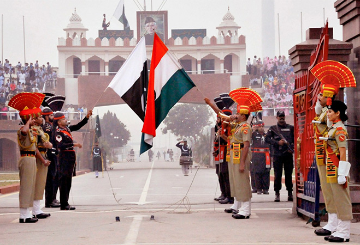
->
[315,100,322,115]
[338,175,346,185]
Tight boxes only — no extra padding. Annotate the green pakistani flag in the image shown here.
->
[113,0,130,31]
[95,115,102,139]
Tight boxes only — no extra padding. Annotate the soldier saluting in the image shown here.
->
[53,109,92,210]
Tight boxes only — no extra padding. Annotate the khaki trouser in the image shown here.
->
[328,182,353,221]
[317,164,336,213]
[19,157,36,208]
[228,149,252,202]
[34,153,48,200]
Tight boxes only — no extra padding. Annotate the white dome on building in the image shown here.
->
[217,7,240,37]
[64,8,88,39]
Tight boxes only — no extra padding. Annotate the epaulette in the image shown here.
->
[336,127,343,131]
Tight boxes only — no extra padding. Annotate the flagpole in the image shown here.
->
[1,14,3,64]
[23,16,26,64]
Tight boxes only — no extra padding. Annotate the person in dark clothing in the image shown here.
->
[148,149,154,162]
[42,107,60,208]
[251,120,270,195]
[265,110,294,202]
[53,109,92,210]
[176,139,192,176]
[92,142,102,178]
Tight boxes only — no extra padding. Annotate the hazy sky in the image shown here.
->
[1,0,344,150]
[1,0,342,67]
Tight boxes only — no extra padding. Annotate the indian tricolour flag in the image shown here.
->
[141,33,196,154]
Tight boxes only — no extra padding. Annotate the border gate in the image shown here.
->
[293,23,329,226]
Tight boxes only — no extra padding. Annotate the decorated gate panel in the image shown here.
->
[293,23,329,224]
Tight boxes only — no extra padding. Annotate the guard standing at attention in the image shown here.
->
[309,60,356,241]
[251,120,270,195]
[43,95,66,208]
[32,113,53,219]
[53,109,92,210]
[265,110,294,202]
[8,92,51,223]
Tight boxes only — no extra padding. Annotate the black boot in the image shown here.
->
[288,191,293,202]
[274,192,280,202]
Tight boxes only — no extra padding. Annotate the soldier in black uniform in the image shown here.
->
[265,110,294,202]
[43,95,65,208]
[53,109,92,210]
[251,120,270,195]
[92,142,102,178]
[42,107,60,208]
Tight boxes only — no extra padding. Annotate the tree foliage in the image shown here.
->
[161,103,212,142]
[192,131,212,165]
[100,111,131,148]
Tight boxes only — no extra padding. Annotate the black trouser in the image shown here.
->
[215,164,224,196]
[58,151,76,208]
[273,153,293,193]
[255,169,270,191]
[45,152,58,206]
[219,161,231,198]
[250,162,257,190]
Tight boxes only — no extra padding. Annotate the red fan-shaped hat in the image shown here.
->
[229,88,263,114]
[8,92,45,119]
[311,60,356,105]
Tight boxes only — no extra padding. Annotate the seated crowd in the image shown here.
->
[0,59,57,119]
[247,55,295,116]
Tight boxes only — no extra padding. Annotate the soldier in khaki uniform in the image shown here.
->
[323,101,352,243]
[205,88,262,219]
[310,60,356,240]
[32,114,52,219]
[8,92,51,223]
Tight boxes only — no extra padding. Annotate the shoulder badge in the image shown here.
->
[336,127,343,131]
[56,135,62,142]
[339,135,346,142]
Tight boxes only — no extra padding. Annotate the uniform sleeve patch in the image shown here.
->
[336,127,343,131]
[56,135,62,142]
[335,130,346,136]
[243,129,248,134]
[339,135,346,142]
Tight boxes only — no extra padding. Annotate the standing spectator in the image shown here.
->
[129,149,135,162]
[246,58,251,75]
[156,151,161,160]
[148,149,153,162]
[265,110,294,202]
[35,60,39,69]
[29,67,35,83]
[52,71,57,87]
[18,70,26,85]
[16,62,22,69]
[92,143,102,178]
[47,62,52,74]
[67,105,75,120]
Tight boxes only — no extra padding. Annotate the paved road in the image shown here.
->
[1,160,360,244]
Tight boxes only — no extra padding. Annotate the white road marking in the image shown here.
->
[137,161,154,205]
[172,187,183,189]
[123,214,147,244]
